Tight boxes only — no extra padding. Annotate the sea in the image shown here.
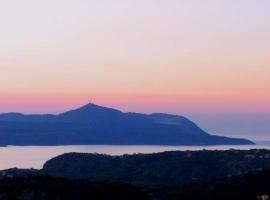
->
[1,141,270,170]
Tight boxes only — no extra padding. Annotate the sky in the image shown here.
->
[0,1,270,139]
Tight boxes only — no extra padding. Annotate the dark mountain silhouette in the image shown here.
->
[0,103,253,145]
[42,150,270,185]
[3,151,270,200]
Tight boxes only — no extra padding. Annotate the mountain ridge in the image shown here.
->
[0,103,253,145]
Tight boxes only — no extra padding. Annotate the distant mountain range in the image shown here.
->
[0,103,253,146]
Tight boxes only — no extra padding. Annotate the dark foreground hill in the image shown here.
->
[158,169,270,200]
[0,103,252,145]
[2,150,270,200]
[1,169,270,200]
[0,176,149,200]
[43,149,270,186]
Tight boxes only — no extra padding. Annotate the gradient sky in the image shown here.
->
[0,0,270,115]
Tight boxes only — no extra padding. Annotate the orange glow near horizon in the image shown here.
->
[0,92,269,114]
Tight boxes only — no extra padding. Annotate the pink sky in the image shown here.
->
[0,0,270,114]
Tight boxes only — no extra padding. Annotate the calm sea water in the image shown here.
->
[0,142,270,170]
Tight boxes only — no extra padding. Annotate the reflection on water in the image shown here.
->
[0,143,269,170]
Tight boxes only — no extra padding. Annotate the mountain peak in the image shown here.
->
[58,102,122,121]
[79,102,102,109]
[77,102,121,113]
